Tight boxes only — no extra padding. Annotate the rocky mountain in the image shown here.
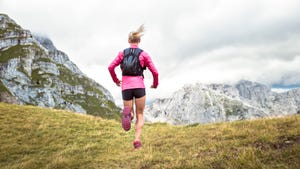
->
[145,80,300,125]
[0,14,121,119]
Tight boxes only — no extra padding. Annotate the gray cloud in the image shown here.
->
[1,0,300,105]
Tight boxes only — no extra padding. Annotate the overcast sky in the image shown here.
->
[1,0,300,105]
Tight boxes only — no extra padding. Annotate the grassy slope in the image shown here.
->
[0,102,299,169]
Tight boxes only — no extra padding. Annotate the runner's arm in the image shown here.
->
[108,51,123,84]
[143,52,159,88]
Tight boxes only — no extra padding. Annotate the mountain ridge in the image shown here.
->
[0,13,120,119]
[145,80,300,125]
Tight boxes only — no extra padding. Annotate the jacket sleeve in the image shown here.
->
[142,52,159,87]
[108,51,123,84]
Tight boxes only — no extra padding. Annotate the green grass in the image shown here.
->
[63,94,121,120]
[0,81,10,94]
[0,43,46,63]
[0,45,27,63]
[0,14,22,38]
[57,64,121,119]
[57,64,81,86]
[0,102,299,169]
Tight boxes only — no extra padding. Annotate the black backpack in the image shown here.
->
[121,48,145,76]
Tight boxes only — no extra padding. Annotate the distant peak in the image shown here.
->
[32,34,57,51]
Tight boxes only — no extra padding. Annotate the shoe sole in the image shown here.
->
[133,141,142,149]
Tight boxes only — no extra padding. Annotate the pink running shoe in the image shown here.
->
[122,106,131,131]
[133,140,142,149]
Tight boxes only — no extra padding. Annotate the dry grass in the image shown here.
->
[0,102,299,169]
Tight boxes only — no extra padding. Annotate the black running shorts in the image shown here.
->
[122,88,146,101]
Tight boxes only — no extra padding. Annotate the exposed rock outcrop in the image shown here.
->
[0,14,120,119]
[145,80,300,125]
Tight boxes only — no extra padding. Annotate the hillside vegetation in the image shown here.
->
[1,13,121,120]
[0,102,299,169]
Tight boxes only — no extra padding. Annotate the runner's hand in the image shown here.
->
[116,81,121,87]
[151,85,157,89]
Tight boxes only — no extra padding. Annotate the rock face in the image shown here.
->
[145,80,300,125]
[0,14,121,119]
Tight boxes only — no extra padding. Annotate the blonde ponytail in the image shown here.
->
[128,24,145,43]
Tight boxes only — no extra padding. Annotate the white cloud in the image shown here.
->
[1,0,300,104]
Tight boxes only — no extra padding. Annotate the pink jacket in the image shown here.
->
[108,44,159,91]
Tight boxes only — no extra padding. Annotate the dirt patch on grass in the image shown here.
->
[272,136,300,150]
[253,136,300,150]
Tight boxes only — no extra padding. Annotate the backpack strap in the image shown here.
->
[123,48,143,58]
[131,48,146,70]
